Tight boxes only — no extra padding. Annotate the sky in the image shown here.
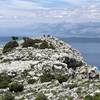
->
[0,0,100,36]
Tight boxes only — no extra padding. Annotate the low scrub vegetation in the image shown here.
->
[0,73,12,89]
[84,93,100,100]
[9,82,24,92]
[11,36,18,41]
[35,92,48,100]
[27,78,36,84]
[3,40,19,53]
[2,92,15,100]
[55,74,68,84]
[40,41,49,49]
[68,84,77,89]
[22,37,42,48]
[22,37,55,49]
[40,72,55,83]
[40,41,55,49]
[63,57,83,69]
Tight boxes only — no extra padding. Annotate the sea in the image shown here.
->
[0,37,100,70]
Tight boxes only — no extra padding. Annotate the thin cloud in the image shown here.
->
[0,0,100,27]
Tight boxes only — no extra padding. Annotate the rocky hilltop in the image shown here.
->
[0,36,100,100]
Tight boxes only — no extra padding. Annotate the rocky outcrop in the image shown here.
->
[0,36,100,100]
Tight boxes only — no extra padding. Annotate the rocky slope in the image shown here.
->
[0,36,100,100]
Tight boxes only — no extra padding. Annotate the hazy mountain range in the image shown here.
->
[0,22,100,38]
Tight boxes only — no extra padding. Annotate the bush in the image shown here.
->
[35,92,48,100]
[3,40,19,53]
[84,95,93,100]
[2,92,15,100]
[68,84,77,89]
[22,37,35,47]
[11,36,18,41]
[22,37,55,49]
[40,72,55,83]
[84,93,100,100]
[49,43,55,49]
[0,73,12,89]
[63,57,83,69]
[56,74,68,84]
[40,41,49,49]
[67,96,73,100]
[40,41,55,49]
[9,82,24,92]
[93,93,100,100]
[21,69,29,78]
[27,79,36,84]
[22,37,42,48]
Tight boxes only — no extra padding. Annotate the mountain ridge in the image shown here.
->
[0,36,100,100]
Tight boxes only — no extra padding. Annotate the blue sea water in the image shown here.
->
[0,37,100,70]
[61,38,100,70]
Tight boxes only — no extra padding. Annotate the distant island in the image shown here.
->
[0,36,100,100]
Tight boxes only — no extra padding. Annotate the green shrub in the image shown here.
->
[67,96,73,100]
[3,40,19,53]
[35,92,48,100]
[0,73,12,89]
[22,37,42,48]
[40,72,55,83]
[27,79,36,84]
[22,37,35,47]
[9,82,24,92]
[49,43,55,49]
[56,74,68,84]
[40,41,55,49]
[84,95,93,100]
[22,37,55,49]
[93,93,100,100]
[40,41,49,49]
[2,92,15,100]
[21,69,29,78]
[66,84,77,89]
[84,93,100,100]
[63,57,83,69]
[11,36,18,41]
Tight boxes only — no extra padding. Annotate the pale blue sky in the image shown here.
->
[0,0,100,36]
[0,0,100,9]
